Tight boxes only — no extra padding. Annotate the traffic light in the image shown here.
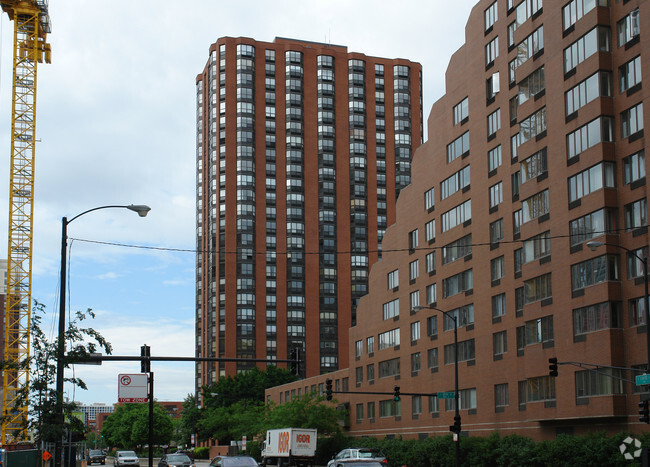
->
[141,344,150,373]
[393,385,400,402]
[449,414,462,434]
[639,399,649,424]
[325,378,333,401]
[290,347,300,377]
[548,357,558,377]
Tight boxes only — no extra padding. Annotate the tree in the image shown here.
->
[263,392,341,436]
[101,402,174,449]
[0,301,112,444]
[177,394,201,446]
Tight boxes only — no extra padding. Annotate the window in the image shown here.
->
[490,218,504,244]
[485,1,498,31]
[489,182,503,208]
[443,305,474,331]
[621,102,643,138]
[367,401,375,420]
[519,376,556,405]
[619,56,642,93]
[410,290,420,311]
[424,187,435,210]
[522,231,550,263]
[378,357,400,378]
[495,383,509,410]
[444,339,475,365]
[355,340,363,358]
[367,336,375,354]
[617,8,640,47]
[511,67,545,120]
[520,148,547,183]
[427,348,438,370]
[411,352,421,373]
[409,260,419,281]
[356,403,364,422]
[445,388,477,411]
[576,369,624,398]
[569,162,615,203]
[566,116,614,159]
[379,329,400,350]
[427,316,438,338]
[356,367,363,386]
[442,269,473,298]
[627,247,648,279]
[492,293,506,318]
[571,254,619,291]
[441,166,470,200]
[508,0,543,46]
[488,145,502,172]
[630,297,647,326]
[524,273,552,304]
[521,189,549,224]
[453,97,469,125]
[509,26,544,83]
[486,37,499,66]
[387,269,399,289]
[382,299,399,320]
[379,399,400,417]
[563,0,607,31]
[447,131,470,162]
[623,151,645,184]
[517,315,554,348]
[487,108,501,137]
[426,283,437,305]
[442,234,472,265]
[425,220,436,242]
[569,208,616,246]
[573,301,621,335]
[625,198,647,230]
[511,107,546,159]
[491,256,505,281]
[493,331,507,358]
[564,26,610,74]
[426,252,436,273]
[565,71,612,116]
[409,229,419,249]
[487,72,500,100]
[442,200,472,232]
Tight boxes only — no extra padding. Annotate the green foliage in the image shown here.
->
[177,394,201,446]
[101,403,174,449]
[264,392,341,436]
[193,446,210,459]
[197,400,266,444]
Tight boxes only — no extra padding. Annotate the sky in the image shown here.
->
[0,0,478,405]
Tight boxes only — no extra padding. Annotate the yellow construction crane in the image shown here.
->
[1,0,50,443]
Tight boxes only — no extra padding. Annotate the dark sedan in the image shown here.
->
[158,453,195,467]
[209,456,259,467]
[88,450,106,465]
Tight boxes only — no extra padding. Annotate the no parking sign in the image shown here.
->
[118,373,148,402]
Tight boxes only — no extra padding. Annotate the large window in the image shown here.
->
[485,1,498,31]
[445,388,477,411]
[617,8,640,47]
[387,269,399,289]
[511,107,546,158]
[379,399,400,417]
[491,256,505,281]
[566,116,614,159]
[576,369,624,398]
[444,339,475,365]
[426,283,437,305]
[524,273,552,304]
[568,162,616,202]
[409,260,419,281]
[520,148,547,183]
[453,97,469,125]
[447,131,470,163]
[562,0,608,31]
[523,231,550,263]
[488,145,502,172]
[441,166,470,200]
[383,298,399,320]
[630,297,647,326]
[495,383,509,410]
[564,26,610,73]
[378,358,400,379]
[625,198,647,230]
[489,182,503,208]
[522,189,549,224]
[621,102,643,138]
[517,315,553,348]
[424,187,435,210]
[490,218,504,244]
[508,0,543,46]
[427,347,438,370]
[442,200,472,232]
[623,151,645,184]
[509,26,544,83]
[486,37,499,66]
[493,331,507,358]
[573,301,621,336]
[619,56,642,93]
[443,304,474,331]
[565,71,612,115]
[511,67,545,121]
[442,269,473,298]
[425,219,436,242]
[571,254,619,291]
[492,293,506,318]
[379,329,400,351]
[519,376,556,405]
[627,247,648,279]
[442,234,472,265]
[569,208,615,246]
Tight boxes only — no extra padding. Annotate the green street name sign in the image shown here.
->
[636,374,650,386]
[437,391,456,399]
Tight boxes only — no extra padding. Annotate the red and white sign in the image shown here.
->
[118,373,148,402]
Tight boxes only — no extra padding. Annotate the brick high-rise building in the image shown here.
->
[267,0,650,440]
[195,37,422,391]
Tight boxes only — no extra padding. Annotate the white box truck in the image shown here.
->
[261,428,317,467]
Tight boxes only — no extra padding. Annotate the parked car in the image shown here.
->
[327,449,388,467]
[331,462,386,467]
[87,449,106,465]
[114,450,139,466]
[209,455,259,467]
[158,453,195,467]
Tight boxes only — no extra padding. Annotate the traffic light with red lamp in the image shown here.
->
[548,357,558,377]
[450,414,462,434]
[325,378,333,401]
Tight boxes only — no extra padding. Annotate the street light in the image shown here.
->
[55,204,150,467]
[412,304,461,467]
[586,240,650,379]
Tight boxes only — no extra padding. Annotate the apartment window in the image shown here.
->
[485,1,498,31]
[445,388,477,412]
[523,231,550,263]
[571,254,619,291]
[447,131,470,162]
[441,166,470,200]
[442,269,473,298]
[521,189,549,224]
[489,182,503,208]
[426,283,437,305]
[410,290,420,311]
[625,198,647,230]
[569,208,615,246]
[409,260,419,281]
[517,315,554,349]
[367,336,375,354]
[488,145,502,172]
[490,218,504,244]
[379,328,400,351]
[367,364,375,383]
[383,299,399,320]
[378,357,400,378]
[514,248,523,274]
[387,269,399,289]
[493,331,507,358]
[486,37,499,66]
[507,0,543,47]
[356,367,363,386]
[495,383,509,410]
[426,252,436,273]
[630,297,647,326]
[442,234,472,265]
[573,301,621,336]
[564,26,610,74]
[511,67,545,121]
[568,162,615,202]
[427,348,439,370]
[355,340,363,358]
[441,200,472,232]
[509,26,544,83]
[520,148,547,183]
[409,229,419,249]
[619,56,642,93]
[519,376,556,405]
[487,108,501,137]
[565,71,612,116]
[624,151,645,185]
[487,72,500,100]
[379,399,400,417]
[524,273,552,304]
[424,187,435,210]
[491,256,505,281]
[511,107,546,159]
[427,316,438,338]
[444,339,475,365]
[425,220,436,242]
[453,97,469,125]
[443,305,474,331]
[492,293,506,318]
[356,403,364,422]
[576,369,624,399]
[367,401,375,420]
[617,8,640,47]
[627,247,648,279]
[621,102,643,138]
[563,0,607,31]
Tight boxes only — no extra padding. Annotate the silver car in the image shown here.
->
[327,449,388,467]
[115,450,139,466]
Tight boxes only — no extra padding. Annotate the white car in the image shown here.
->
[327,449,388,467]
[115,450,139,466]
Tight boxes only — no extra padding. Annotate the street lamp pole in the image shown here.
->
[55,204,150,467]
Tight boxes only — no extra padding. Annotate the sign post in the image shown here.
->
[118,374,148,403]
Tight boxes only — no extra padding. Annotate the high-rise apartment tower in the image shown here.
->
[195,37,422,390]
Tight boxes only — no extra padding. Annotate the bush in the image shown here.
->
[193,446,211,459]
